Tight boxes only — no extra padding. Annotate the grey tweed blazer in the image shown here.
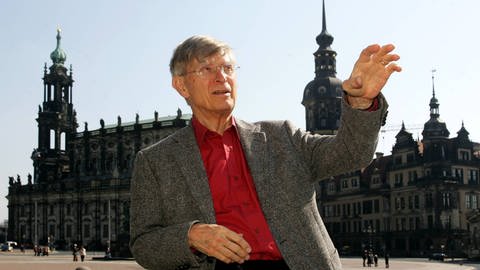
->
[130,95,388,270]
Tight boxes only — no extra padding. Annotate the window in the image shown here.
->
[395,173,403,186]
[470,170,479,184]
[425,193,433,208]
[50,129,55,150]
[49,224,55,236]
[408,171,418,182]
[328,182,335,193]
[84,224,90,238]
[395,197,400,210]
[372,176,380,185]
[103,201,109,214]
[60,132,66,151]
[454,168,464,180]
[459,150,471,161]
[407,153,414,163]
[443,192,451,208]
[468,194,479,209]
[363,200,373,214]
[428,215,433,229]
[351,178,358,188]
[374,200,380,213]
[66,224,72,238]
[342,179,348,189]
[414,195,420,209]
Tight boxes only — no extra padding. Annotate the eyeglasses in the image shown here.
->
[182,64,239,78]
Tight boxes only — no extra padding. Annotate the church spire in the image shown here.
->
[316,0,334,51]
[429,69,440,119]
[302,0,342,135]
[422,70,449,139]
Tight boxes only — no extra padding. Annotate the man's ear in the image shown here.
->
[172,76,190,99]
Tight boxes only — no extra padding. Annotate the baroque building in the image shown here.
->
[6,1,480,260]
[317,73,480,257]
[299,2,480,258]
[6,30,190,254]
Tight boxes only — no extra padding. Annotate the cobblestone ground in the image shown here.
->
[0,250,476,270]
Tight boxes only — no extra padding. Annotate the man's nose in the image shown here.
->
[214,67,228,81]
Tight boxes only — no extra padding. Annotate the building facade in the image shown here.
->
[6,30,190,254]
[317,77,480,257]
[6,2,480,259]
[298,2,480,258]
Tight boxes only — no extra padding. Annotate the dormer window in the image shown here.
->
[459,149,471,161]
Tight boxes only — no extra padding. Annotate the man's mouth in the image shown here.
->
[212,90,231,95]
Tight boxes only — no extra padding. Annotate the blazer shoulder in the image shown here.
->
[138,125,193,155]
[237,118,294,133]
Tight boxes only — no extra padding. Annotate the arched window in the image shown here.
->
[60,132,66,151]
[50,129,55,149]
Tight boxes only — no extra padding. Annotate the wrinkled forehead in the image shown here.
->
[194,49,236,66]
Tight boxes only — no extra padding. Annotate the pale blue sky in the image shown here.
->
[1,0,479,222]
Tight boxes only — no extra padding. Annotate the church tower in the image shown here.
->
[422,72,450,169]
[302,0,343,134]
[32,29,78,184]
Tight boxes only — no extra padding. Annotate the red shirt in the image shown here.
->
[192,117,282,260]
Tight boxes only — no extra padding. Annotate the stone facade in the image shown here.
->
[6,30,190,254]
[317,88,480,257]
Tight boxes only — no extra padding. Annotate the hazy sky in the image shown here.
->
[1,0,479,222]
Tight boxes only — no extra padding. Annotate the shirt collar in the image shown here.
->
[192,116,237,145]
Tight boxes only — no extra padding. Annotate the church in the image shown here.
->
[6,29,191,255]
[7,2,480,258]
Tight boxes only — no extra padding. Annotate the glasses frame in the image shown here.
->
[181,63,239,78]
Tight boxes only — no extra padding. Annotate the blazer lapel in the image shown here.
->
[236,120,269,196]
[171,126,216,224]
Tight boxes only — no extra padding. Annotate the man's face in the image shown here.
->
[173,52,237,119]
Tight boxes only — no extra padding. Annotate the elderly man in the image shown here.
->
[130,35,401,270]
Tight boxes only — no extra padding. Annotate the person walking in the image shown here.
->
[79,245,86,262]
[72,244,79,262]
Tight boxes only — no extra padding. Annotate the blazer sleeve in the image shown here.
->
[290,93,388,180]
[129,151,204,270]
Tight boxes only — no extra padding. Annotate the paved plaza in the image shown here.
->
[0,250,477,270]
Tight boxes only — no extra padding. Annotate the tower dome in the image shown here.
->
[50,29,67,65]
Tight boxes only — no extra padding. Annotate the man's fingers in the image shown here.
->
[358,44,380,63]
[188,223,251,263]
[371,44,397,63]
[226,232,252,253]
[386,63,402,74]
